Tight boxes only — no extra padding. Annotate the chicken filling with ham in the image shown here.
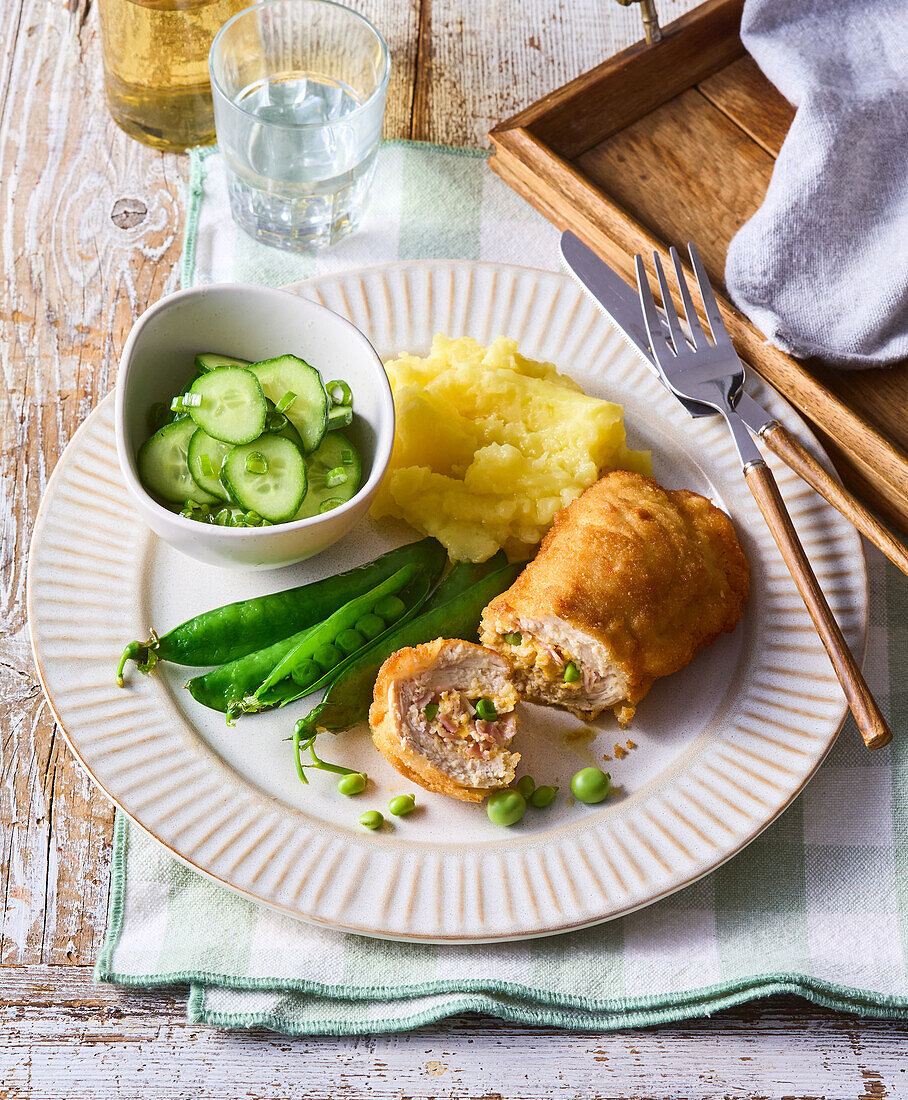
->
[389,671,519,789]
[481,614,629,720]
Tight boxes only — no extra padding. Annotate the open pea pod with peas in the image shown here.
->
[185,548,450,719]
[291,558,526,753]
[247,551,514,716]
[250,564,423,707]
[116,536,446,685]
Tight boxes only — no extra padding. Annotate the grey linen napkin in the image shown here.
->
[725,0,908,368]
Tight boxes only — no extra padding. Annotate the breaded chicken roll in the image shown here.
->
[481,471,749,725]
[370,639,520,802]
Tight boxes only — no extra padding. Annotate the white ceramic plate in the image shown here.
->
[28,261,866,942]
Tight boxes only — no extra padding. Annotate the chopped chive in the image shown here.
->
[326,405,353,430]
[424,703,439,722]
[243,510,263,527]
[341,448,355,464]
[276,390,297,413]
[475,697,498,721]
[563,661,580,683]
[199,453,215,478]
[326,379,352,407]
[214,508,236,526]
[318,497,344,514]
[171,392,201,411]
[266,409,288,432]
[180,501,211,521]
[245,451,268,475]
[504,632,522,645]
[325,466,348,488]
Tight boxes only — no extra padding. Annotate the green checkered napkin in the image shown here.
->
[96,143,908,1034]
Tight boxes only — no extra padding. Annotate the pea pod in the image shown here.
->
[250,551,513,712]
[419,551,509,612]
[292,559,525,741]
[255,564,419,699]
[186,569,438,717]
[116,537,446,684]
[185,624,317,715]
[250,571,434,711]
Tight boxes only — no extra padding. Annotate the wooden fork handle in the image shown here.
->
[761,423,908,578]
[744,463,891,750]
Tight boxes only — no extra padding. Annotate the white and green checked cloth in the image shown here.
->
[96,142,908,1034]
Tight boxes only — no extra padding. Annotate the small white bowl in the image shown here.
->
[115,283,394,570]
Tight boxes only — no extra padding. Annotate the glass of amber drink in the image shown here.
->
[98,0,253,152]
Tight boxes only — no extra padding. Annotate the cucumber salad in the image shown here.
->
[138,352,361,527]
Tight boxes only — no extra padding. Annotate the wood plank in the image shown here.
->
[0,0,184,965]
[492,0,745,159]
[0,969,906,1098]
[346,0,420,140]
[577,87,775,279]
[489,131,908,531]
[413,0,706,148]
[698,54,795,157]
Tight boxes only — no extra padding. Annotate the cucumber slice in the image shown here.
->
[293,432,361,520]
[247,355,327,454]
[263,398,306,451]
[137,419,218,506]
[222,434,307,523]
[187,429,232,502]
[188,367,267,445]
[195,352,251,372]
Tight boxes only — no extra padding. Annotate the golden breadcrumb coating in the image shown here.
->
[482,471,749,722]
[370,638,519,803]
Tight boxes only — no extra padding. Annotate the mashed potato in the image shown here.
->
[370,334,651,562]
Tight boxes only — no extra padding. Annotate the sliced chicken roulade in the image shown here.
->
[369,638,520,802]
[481,471,750,725]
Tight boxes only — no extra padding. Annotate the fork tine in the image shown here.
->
[634,255,673,358]
[652,252,687,355]
[669,246,707,348]
[687,242,732,346]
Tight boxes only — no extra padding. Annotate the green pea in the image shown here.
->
[530,785,558,808]
[355,612,386,641]
[337,772,367,796]
[486,789,526,827]
[424,702,439,722]
[290,658,322,688]
[359,810,384,830]
[515,775,535,799]
[336,628,366,657]
[389,793,416,816]
[570,767,611,804]
[474,697,498,721]
[313,643,342,671]
[504,632,523,645]
[374,594,406,622]
[563,661,580,683]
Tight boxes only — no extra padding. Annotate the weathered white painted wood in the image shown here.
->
[2,0,905,1090]
[1,972,906,1098]
[414,0,705,145]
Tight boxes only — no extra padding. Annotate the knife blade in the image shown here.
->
[559,232,908,579]
[559,231,778,434]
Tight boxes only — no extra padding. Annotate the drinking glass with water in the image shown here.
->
[209,0,390,250]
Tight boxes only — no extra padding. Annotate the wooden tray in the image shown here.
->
[489,0,908,533]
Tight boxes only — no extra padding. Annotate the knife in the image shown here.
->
[559,230,908,577]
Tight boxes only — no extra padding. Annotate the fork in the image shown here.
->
[635,244,891,750]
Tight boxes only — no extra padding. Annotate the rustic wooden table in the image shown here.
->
[2,0,905,1095]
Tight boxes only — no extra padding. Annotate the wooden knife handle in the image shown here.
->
[744,462,891,750]
[762,422,908,578]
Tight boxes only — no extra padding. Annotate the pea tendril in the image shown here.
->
[292,721,360,785]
